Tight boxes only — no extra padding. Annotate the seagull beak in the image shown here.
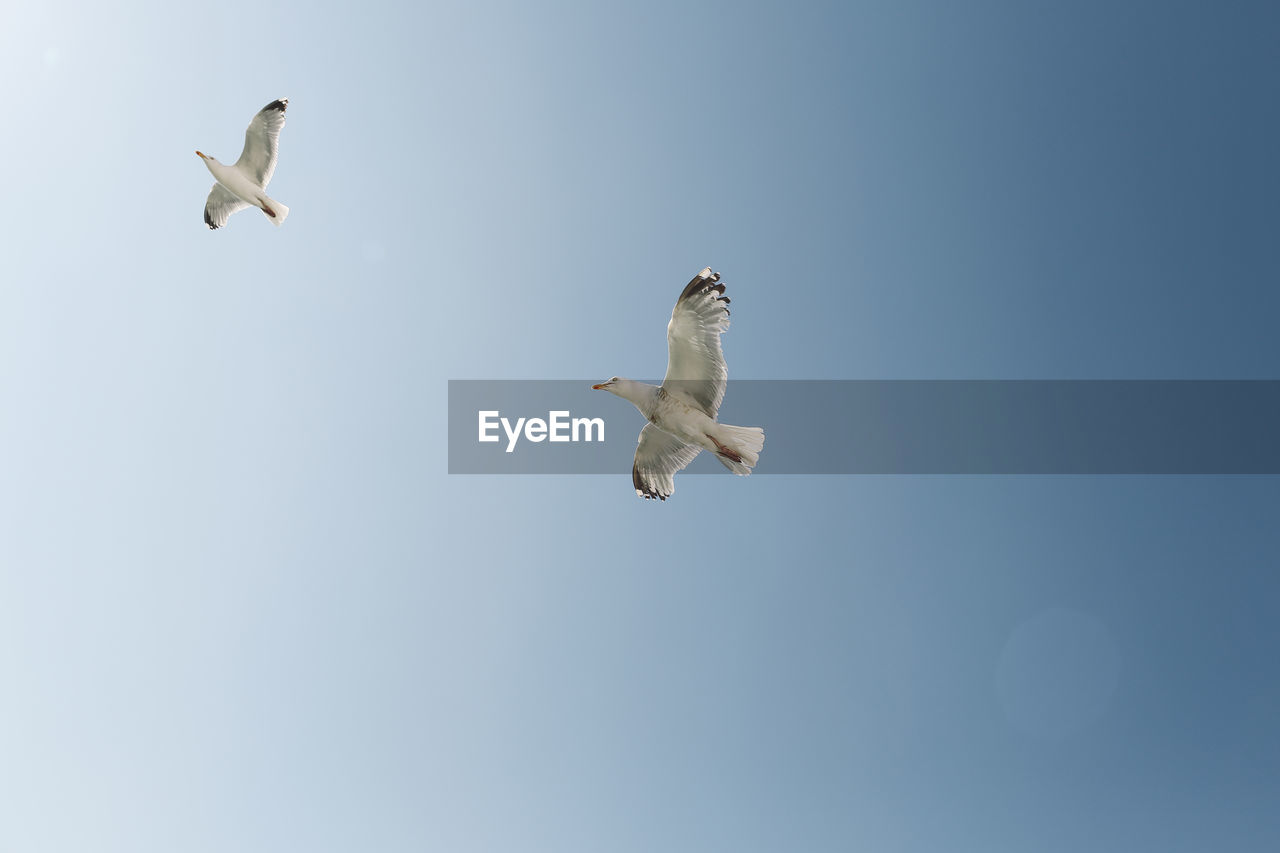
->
[591,384,606,390]
[195,150,205,159]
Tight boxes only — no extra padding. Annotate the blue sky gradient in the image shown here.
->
[2,1,1278,851]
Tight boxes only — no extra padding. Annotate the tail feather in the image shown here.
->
[713,424,765,475]
[258,196,290,226]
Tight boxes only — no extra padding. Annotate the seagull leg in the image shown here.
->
[709,435,743,464]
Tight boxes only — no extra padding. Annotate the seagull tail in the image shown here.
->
[257,195,290,227]
[712,424,765,475]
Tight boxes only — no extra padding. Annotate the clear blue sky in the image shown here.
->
[2,1,1278,851]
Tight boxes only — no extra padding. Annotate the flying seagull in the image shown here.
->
[593,267,764,501]
[196,98,290,229]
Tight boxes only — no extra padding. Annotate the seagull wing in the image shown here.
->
[234,98,288,187]
[662,267,731,418]
[204,183,250,229]
[632,423,702,501]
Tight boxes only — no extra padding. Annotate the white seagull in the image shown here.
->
[196,98,290,229]
[593,267,765,501]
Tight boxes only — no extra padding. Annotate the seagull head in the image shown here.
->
[592,377,658,411]
[593,377,650,404]
[195,150,218,163]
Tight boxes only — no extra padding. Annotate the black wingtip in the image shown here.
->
[676,268,729,317]
[204,208,218,229]
[263,98,288,113]
[677,268,721,303]
[632,464,668,501]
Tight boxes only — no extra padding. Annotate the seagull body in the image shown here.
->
[594,268,765,501]
[196,98,290,229]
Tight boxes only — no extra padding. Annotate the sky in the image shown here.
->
[1,1,1278,851]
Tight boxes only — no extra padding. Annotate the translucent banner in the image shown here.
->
[448,380,1280,474]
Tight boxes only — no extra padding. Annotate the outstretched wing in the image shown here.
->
[632,423,702,501]
[234,98,288,187]
[203,183,250,229]
[662,267,731,418]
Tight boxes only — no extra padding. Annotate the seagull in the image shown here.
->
[196,98,290,229]
[593,267,764,501]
